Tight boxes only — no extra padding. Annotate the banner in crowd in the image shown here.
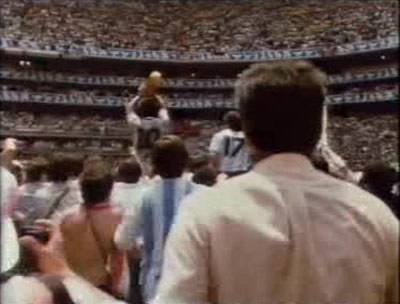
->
[1,36,398,62]
[0,90,398,109]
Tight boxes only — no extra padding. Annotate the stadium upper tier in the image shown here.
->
[1,0,398,61]
[1,67,398,89]
[1,87,398,109]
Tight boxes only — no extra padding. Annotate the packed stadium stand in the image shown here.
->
[1,1,400,303]
[0,0,398,171]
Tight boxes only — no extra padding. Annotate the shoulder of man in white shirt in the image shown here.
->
[177,167,398,236]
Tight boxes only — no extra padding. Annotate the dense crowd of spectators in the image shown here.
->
[0,111,129,136]
[1,66,398,88]
[1,110,398,171]
[1,0,398,54]
[1,61,398,304]
[1,84,398,108]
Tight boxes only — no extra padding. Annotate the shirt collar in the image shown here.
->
[254,153,315,176]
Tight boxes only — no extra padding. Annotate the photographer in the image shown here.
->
[2,220,127,304]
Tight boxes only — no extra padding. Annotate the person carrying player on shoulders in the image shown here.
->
[125,71,170,174]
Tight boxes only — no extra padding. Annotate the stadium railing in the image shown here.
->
[0,67,398,89]
[1,36,398,62]
[0,89,398,109]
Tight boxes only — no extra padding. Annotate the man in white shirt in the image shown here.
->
[111,158,144,213]
[209,111,251,177]
[153,61,399,304]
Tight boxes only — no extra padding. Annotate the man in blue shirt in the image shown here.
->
[114,135,203,301]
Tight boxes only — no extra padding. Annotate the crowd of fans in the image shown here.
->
[1,61,398,304]
[0,111,129,136]
[1,0,398,54]
[1,85,398,108]
[1,66,398,88]
[1,110,398,172]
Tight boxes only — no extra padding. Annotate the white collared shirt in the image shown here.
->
[111,181,144,216]
[154,153,399,304]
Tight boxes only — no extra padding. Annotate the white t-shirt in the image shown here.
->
[138,117,169,149]
[209,129,251,173]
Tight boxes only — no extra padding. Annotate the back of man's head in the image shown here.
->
[152,135,189,179]
[25,157,48,183]
[47,154,71,183]
[117,159,142,184]
[223,111,242,132]
[80,160,113,206]
[192,167,218,187]
[137,95,162,118]
[189,154,213,172]
[235,61,327,156]
[361,162,398,200]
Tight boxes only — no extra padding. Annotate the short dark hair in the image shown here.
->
[47,154,84,182]
[223,111,242,131]
[67,155,84,178]
[236,61,327,156]
[152,135,189,179]
[47,154,71,182]
[80,161,113,206]
[189,154,212,172]
[117,159,142,184]
[25,157,48,183]
[361,162,398,202]
[192,167,218,187]
[137,95,162,118]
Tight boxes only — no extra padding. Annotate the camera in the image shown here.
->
[20,225,50,244]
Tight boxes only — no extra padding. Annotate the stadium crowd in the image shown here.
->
[1,61,398,304]
[1,66,398,88]
[1,0,398,54]
[1,109,398,172]
[1,84,399,108]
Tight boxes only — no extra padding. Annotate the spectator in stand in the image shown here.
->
[360,162,399,218]
[114,135,203,301]
[58,160,126,297]
[153,61,399,303]
[0,0,398,53]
